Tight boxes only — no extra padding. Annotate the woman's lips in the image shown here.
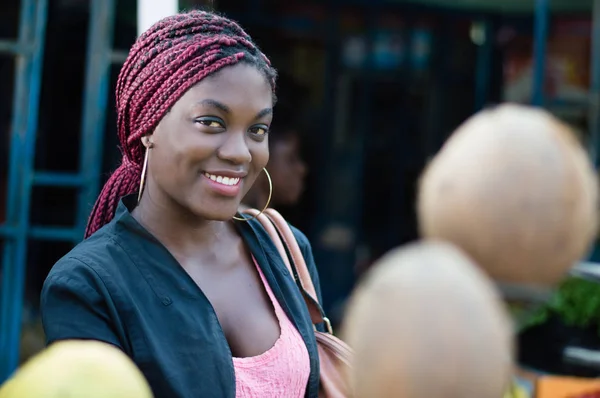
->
[202,172,242,197]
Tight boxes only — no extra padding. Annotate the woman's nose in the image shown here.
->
[217,132,252,164]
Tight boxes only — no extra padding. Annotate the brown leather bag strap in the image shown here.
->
[243,209,294,276]
[262,209,333,333]
[263,209,319,300]
[243,208,330,332]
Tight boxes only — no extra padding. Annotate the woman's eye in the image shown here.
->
[250,126,269,136]
[206,121,222,128]
[197,118,224,128]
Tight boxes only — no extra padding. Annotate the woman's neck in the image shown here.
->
[132,192,231,256]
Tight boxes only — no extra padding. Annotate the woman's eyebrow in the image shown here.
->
[197,99,230,113]
[196,100,272,120]
[255,108,273,120]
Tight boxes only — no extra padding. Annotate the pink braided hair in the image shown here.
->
[84,10,277,238]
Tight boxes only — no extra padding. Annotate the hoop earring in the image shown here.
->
[233,167,272,222]
[138,143,153,203]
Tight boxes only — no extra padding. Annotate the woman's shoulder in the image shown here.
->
[44,227,129,289]
[40,228,133,349]
[246,216,321,288]
[288,223,311,248]
[246,215,312,250]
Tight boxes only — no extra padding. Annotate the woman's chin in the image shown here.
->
[189,205,240,222]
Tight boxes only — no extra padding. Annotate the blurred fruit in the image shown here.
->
[418,104,598,287]
[342,241,514,398]
[0,340,152,398]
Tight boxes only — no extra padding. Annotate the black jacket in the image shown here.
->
[41,195,323,398]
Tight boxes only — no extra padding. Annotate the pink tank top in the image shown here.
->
[232,258,311,397]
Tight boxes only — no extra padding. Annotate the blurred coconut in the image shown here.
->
[342,241,514,398]
[0,340,153,398]
[418,103,598,287]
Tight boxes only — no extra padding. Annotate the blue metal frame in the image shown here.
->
[0,0,49,381]
[585,0,600,262]
[474,19,494,111]
[472,0,550,110]
[0,0,118,383]
[76,0,117,236]
[589,0,600,167]
[532,0,550,107]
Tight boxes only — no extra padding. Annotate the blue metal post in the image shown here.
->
[0,0,48,381]
[474,19,493,111]
[532,0,550,107]
[76,0,118,237]
[589,0,600,167]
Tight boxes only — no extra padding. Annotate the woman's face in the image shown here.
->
[144,63,273,221]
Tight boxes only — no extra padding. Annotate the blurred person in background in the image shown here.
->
[40,10,325,398]
[242,102,307,212]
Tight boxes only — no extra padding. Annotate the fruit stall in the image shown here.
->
[1,0,600,385]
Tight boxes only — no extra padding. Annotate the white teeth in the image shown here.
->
[204,173,240,186]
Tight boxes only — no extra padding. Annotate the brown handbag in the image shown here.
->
[243,208,353,398]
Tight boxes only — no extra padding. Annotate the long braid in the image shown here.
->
[84,10,277,239]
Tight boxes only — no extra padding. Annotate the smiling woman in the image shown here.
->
[37,10,325,398]
[137,64,273,221]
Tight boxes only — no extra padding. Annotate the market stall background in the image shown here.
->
[1,0,599,383]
